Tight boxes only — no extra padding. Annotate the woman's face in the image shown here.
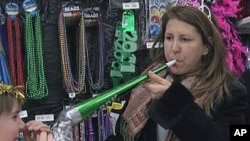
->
[164,19,209,78]
[0,100,25,141]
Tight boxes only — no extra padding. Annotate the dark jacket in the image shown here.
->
[239,69,250,124]
[107,77,248,141]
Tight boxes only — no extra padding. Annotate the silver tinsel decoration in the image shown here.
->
[52,108,82,141]
[52,110,73,141]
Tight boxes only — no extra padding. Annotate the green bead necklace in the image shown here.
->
[25,11,48,100]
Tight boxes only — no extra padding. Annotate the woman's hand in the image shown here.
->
[23,120,53,141]
[143,71,172,100]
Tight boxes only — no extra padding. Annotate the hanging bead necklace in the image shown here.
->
[6,15,25,93]
[86,17,105,93]
[24,11,48,100]
[105,110,113,138]
[86,116,95,141]
[58,11,86,95]
[98,109,105,141]
[97,108,113,141]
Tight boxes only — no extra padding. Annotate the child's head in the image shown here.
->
[0,83,26,140]
[0,83,25,115]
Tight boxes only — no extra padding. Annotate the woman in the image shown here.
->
[107,5,248,141]
[0,83,53,141]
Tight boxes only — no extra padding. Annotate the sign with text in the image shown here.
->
[230,125,250,141]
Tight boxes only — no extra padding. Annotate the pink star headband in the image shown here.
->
[176,0,212,20]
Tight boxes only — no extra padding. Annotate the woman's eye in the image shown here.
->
[182,38,191,42]
[165,36,172,40]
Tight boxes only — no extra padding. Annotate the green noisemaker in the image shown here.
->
[65,60,176,123]
[52,60,176,141]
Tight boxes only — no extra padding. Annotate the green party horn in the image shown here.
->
[62,59,177,125]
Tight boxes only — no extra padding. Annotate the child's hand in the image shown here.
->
[23,120,53,141]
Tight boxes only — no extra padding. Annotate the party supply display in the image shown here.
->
[110,9,138,87]
[149,0,168,39]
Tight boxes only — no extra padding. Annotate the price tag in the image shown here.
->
[111,102,123,110]
[122,2,139,10]
[69,92,76,99]
[35,114,54,122]
[146,41,161,49]
[19,110,28,118]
